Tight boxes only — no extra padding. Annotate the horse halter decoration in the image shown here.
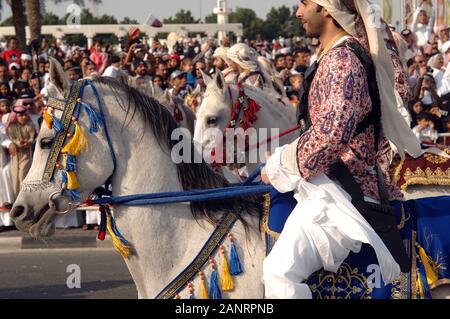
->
[210,83,262,167]
[21,79,115,215]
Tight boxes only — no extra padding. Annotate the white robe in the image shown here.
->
[262,144,400,299]
[0,123,14,227]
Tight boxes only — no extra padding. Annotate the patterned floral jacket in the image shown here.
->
[295,41,398,201]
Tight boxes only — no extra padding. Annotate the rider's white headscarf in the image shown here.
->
[311,0,422,159]
[213,47,230,64]
[227,43,259,72]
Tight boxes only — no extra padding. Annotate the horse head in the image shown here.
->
[10,58,114,238]
[193,71,231,152]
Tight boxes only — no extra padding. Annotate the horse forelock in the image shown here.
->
[91,77,261,226]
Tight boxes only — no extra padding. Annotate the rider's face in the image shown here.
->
[296,0,326,38]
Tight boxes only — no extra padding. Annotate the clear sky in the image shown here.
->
[0,0,299,23]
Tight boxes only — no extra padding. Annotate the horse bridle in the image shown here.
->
[21,79,117,215]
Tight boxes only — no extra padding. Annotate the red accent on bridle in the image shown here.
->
[210,83,300,168]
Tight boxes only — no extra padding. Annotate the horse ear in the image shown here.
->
[193,84,201,96]
[214,71,226,93]
[164,89,174,104]
[201,70,213,86]
[49,57,70,98]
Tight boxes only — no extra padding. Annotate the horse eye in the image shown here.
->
[207,117,218,127]
[40,138,54,149]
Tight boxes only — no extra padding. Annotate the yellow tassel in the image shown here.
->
[199,272,209,299]
[106,216,131,259]
[66,171,80,190]
[220,245,234,291]
[417,270,425,299]
[62,121,87,156]
[43,111,53,129]
[418,245,439,286]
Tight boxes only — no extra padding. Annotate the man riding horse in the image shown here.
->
[261,0,423,299]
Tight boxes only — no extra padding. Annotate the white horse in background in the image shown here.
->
[194,71,298,175]
[11,58,266,299]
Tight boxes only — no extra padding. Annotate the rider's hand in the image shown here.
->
[261,170,271,185]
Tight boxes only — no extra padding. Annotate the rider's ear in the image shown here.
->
[214,71,226,94]
[49,57,70,98]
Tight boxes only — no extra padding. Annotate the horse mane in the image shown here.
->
[92,77,262,226]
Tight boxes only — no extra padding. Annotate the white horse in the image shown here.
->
[11,58,266,299]
[194,72,298,175]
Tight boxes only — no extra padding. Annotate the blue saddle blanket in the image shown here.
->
[263,189,450,299]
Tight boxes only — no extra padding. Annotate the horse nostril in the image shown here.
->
[10,205,25,219]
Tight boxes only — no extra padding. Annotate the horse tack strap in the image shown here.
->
[43,80,84,183]
[46,97,67,111]
[155,213,237,299]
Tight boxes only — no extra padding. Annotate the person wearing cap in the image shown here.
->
[7,104,36,197]
[131,59,152,87]
[8,62,21,91]
[168,54,181,75]
[1,37,22,65]
[168,70,190,99]
[20,53,32,70]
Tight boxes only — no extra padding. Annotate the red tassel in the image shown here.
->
[98,231,106,241]
[173,106,184,122]
[243,98,261,128]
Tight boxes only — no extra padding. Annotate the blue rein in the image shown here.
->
[89,165,274,207]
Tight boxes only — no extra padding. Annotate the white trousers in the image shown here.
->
[262,201,358,299]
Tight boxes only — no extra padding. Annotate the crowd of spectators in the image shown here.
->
[0,0,449,232]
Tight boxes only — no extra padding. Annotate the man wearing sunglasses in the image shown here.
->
[401,29,419,62]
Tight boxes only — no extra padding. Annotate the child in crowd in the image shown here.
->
[412,113,439,143]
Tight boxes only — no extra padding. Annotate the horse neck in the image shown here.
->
[94,83,216,298]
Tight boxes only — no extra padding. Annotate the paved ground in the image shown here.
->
[0,248,136,299]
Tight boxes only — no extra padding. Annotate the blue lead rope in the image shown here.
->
[89,165,271,207]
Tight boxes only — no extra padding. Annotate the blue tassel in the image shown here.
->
[230,241,243,275]
[61,170,68,187]
[189,293,195,300]
[106,207,130,246]
[69,190,80,202]
[82,103,103,134]
[209,270,222,299]
[52,114,64,133]
[65,154,77,172]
